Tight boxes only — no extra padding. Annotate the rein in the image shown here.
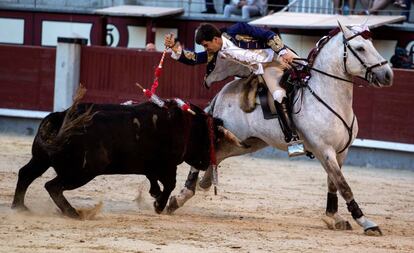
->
[292,59,353,84]
[306,85,356,153]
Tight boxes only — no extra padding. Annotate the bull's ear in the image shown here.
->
[337,20,353,40]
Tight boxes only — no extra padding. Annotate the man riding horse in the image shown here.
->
[164,22,305,156]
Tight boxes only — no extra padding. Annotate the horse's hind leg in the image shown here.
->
[167,166,199,214]
[12,157,50,211]
[198,138,267,190]
[318,149,382,235]
[198,165,213,190]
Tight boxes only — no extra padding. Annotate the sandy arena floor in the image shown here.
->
[0,134,413,253]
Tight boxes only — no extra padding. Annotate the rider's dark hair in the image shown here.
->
[195,23,222,44]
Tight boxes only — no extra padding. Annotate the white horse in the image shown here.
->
[168,22,393,236]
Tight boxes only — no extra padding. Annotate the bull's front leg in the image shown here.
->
[146,175,161,199]
[166,166,199,214]
[153,165,177,214]
[318,150,382,236]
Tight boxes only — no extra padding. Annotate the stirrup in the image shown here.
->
[287,139,306,157]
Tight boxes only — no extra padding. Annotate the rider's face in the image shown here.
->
[200,37,222,53]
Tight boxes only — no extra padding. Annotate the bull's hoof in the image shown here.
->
[364,226,383,236]
[65,208,81,219]
[11,203,29,212]
[166,196,179,215]
[153,201,163,214]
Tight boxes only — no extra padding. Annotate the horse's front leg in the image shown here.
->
[318,149,382,236]
[166,166,199,214]
[322,177,352,230]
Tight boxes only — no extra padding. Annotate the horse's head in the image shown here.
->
[204,54,251,88]
[338,21,393,87]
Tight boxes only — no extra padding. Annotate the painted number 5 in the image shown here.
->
[106,24,120,47]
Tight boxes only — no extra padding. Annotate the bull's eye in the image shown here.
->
[356,47,365,52]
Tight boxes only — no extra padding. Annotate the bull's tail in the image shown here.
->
[39,85,96,155]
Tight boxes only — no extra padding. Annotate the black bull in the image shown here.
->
[11,101,232,218]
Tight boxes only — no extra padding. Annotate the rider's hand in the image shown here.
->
[164,33,176,48]
[280,50,295,64]
[279,49,297,69]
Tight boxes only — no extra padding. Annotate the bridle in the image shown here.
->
[293,28,388,85]
[289,27,389,154]
[342,30,388,84]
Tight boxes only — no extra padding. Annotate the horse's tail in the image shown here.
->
[38,85,96,155]
[204,93,219,115]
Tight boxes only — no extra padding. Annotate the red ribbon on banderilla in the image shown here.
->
[135,48,195,115]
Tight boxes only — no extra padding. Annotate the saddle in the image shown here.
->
[239,68,309,119]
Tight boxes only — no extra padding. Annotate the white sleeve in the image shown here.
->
[170,46,183,60]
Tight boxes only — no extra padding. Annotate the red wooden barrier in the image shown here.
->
[79,46,226,108]
[354,69,414,144]
[0,45,55,111]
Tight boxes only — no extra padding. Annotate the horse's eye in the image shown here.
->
[356,47,365,52]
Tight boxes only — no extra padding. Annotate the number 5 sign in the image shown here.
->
[106,24,119,47]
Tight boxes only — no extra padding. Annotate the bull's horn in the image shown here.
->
[218,126,248,148]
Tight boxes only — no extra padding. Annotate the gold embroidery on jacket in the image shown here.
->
[267,35,284,52]
[235,34,256,42]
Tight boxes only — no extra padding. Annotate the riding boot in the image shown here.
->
[274,98,306,157]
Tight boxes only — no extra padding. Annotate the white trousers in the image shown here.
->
[263,49,299,103]
[223,4,260,19]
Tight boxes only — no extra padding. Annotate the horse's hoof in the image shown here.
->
[335,220,353,230]
[198,179,212,191]
[364,226,383,236]
[322,216,352,230]
[166,196,179,215]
